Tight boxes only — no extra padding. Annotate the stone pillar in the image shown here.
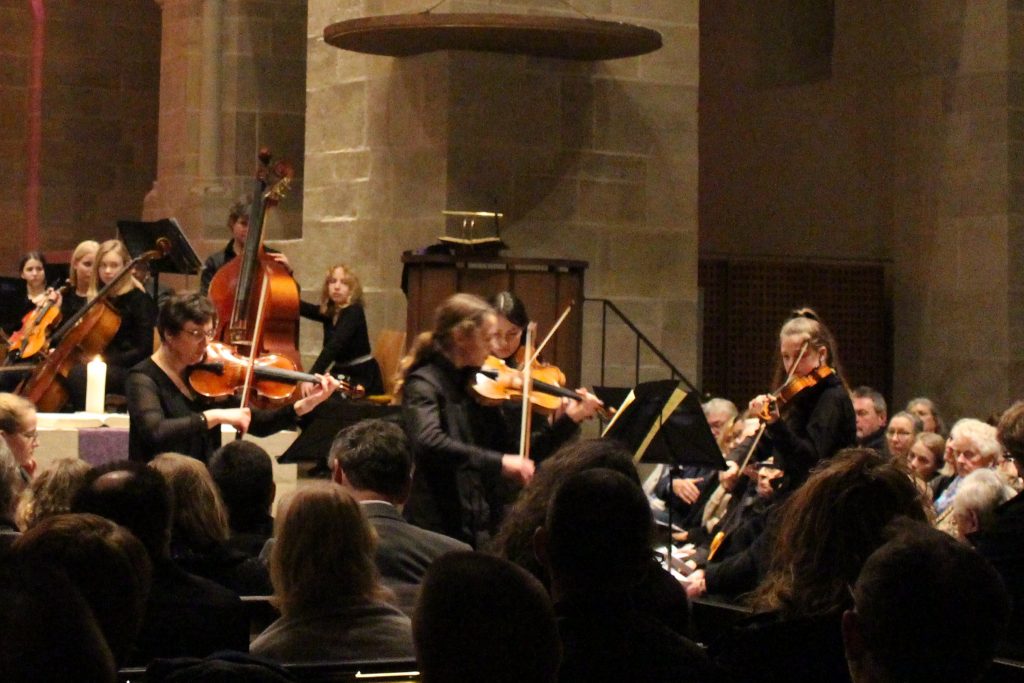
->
[302,0,700,385]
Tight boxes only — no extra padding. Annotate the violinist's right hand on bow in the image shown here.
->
[749,394,779,424]
[204,407,252,434]
[501,454,535,485]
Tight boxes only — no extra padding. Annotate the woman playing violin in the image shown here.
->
[745,308,856,490]
[488,291,602,462]
[398,293,534,548]
[299,264,383,396]
[65,239,158,411]
[2,252,50,337]
[126,292,340,464]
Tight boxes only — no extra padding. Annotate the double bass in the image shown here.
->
[207,149,302,406]
[16,241,169,412]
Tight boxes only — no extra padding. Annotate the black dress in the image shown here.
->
[401,352,512,547]
[126,357,301,463]
[299,301,383,395]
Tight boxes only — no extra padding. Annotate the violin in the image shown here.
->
[472,355,612,419]
[187,341,364,401]
[758,365,835,421]
[6,280,71,363]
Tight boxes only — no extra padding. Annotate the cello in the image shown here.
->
[207,149,302,405]
[16,241,169,412]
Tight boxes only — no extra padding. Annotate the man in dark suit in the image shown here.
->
[330,419,470,613]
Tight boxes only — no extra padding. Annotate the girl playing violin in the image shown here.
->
[398,293,534,548]
[65,239,158,411]
[744,308,856,490]
[299,264,384,396]
[126,292,340,463]
[488,291,603,462]
[2,252,51,337]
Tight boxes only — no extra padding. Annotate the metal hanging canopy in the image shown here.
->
[323,13,663,61]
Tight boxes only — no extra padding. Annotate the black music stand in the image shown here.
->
[117,218,201,294]
[602,380,724,568]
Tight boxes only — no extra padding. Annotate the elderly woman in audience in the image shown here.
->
[16,457,91,530]
[934,418,1003,536]
[884,410,922,462]
[907,396,946,436]
[0,392,40,481]
[149,453,270,595]
[907,431,948,497]
[250,482,415,662]
[952,468,1018,542]
[708,448,928,683]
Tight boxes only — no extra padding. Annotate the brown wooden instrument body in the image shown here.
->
[18,299,121,412]
[7,282,71,362]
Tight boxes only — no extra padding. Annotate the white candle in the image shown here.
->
[85,356,107,414]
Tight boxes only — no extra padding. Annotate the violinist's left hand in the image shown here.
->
[294,373,340,416]
[563,389,604,423]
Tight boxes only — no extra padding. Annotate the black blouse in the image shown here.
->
[126,357,299,463]
[299,301,383,394]
[105,288,158,369]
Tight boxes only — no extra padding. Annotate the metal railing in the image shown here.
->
[583,297,701,395]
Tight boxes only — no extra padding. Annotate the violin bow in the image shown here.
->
[524,303,572,368]
[519,322,536,461]
[236,275,271,439]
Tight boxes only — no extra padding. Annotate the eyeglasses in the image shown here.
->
[20,430,38,440]
[182,328,215,340]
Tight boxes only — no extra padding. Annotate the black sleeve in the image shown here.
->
[199,253,219,296]
[248,402,299,438]
[704,528,772,598]
[126,370,207,458]
[107,291,157,369]
[309,305,366,375]
[299,300,326,322]
[766,386,854,478]
[402,373,505,476]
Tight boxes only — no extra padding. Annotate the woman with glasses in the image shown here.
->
[885,410,923,462]
[126,292,340,464]
[0,392,40,481]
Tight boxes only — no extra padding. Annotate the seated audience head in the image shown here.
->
[270,482,381,615]
[948,418,1001,479]
[536,468,653,597]
[72,461,173,560]
[703,397,739,450]
[752,448,928,617]
[207,441,274,532]
[13,513,152,665]
[329,418,412,503]
[953,468,1018,539]
[908,432,946,482]
[0,440,23,527]
[885,411,923,461]
[851,386,887,443]
[490,438,638,577]
[0,559,116,682]
[149,452,230,552]
[0,392,39,475]
[414,551,559,683]
[16,457,91,530]
[907,397,946,436]
[842,519,1008,683]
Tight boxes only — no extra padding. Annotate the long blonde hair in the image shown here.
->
[68,240,100,291]
[88,240,136,298]
[149,453,229,550]
[270,483,382,615]
[395,293,494,396]
[318,264,363,318]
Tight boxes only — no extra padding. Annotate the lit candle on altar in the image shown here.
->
[85,356,107,414]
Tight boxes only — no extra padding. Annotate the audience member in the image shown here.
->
[535,469,711,683]
[208,440,276,558]
[0,392,39,480]
[251,483,415,662]
[842,519,1008,683]
[0,559,117,682]
[953,468,1018,541]
[708,448,928,683]
[330,419,469,614]
[15,457,91,530]
[0,440,22,553]
[934,418,1001,535]
[72,461,248,665]
[851,386,887,452]
[906,396,946,436]
[150,452,271,595]
[13,512,152,666]
[884,410,922,463]
[490,438,691,637]
[414,551,560,683]
[907,431,948,496]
